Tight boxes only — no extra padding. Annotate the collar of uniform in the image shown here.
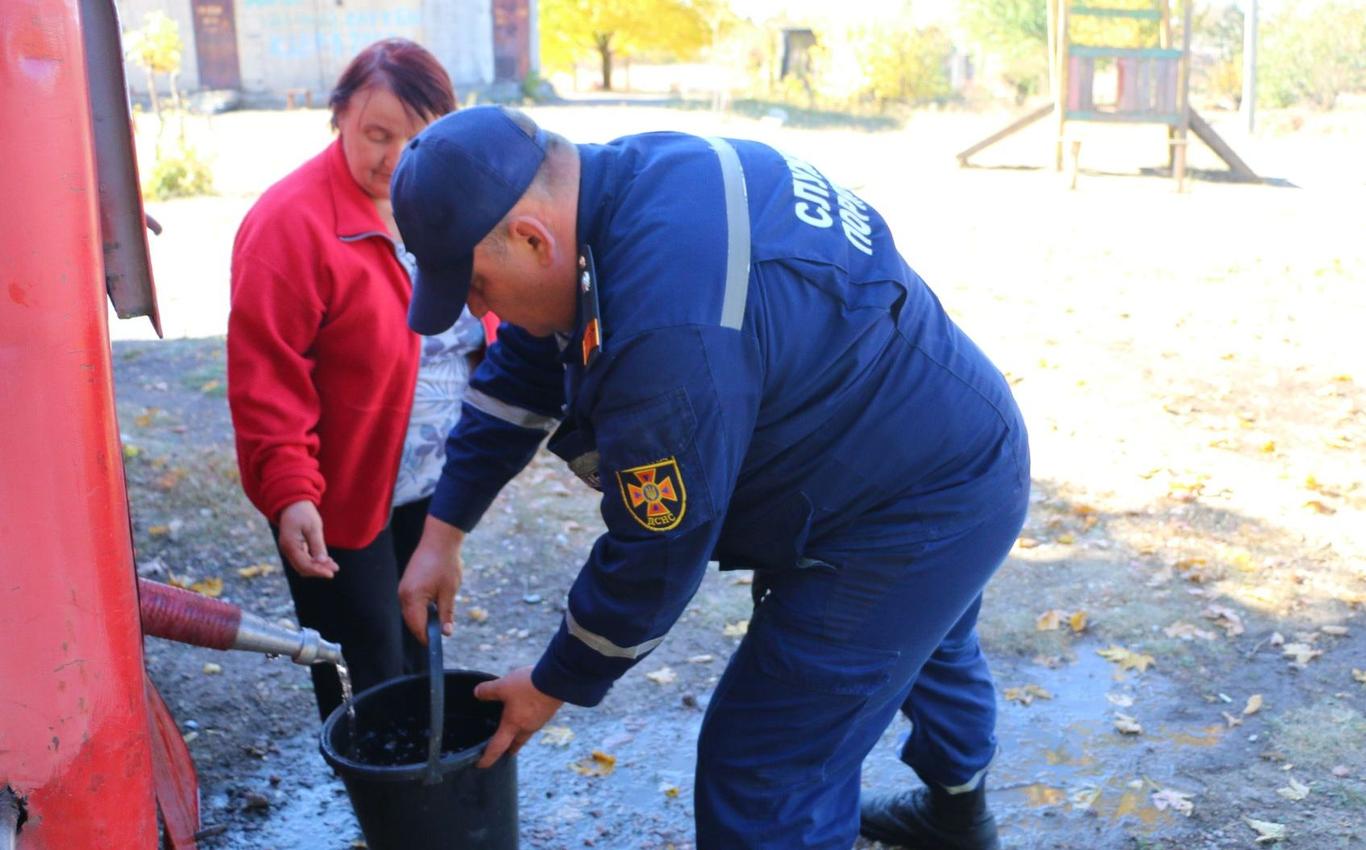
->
[559,243,602,367]
[325,137,390,240]
[573,143,618,255]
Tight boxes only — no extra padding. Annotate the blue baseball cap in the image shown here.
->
[391,105,547,335]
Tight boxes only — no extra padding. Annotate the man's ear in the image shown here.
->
[508,215,557,267]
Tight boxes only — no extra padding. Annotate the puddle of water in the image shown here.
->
[208,641,1224,848]
[209,729,360,850]
[861,643,1226,848]
[209,705,704,849]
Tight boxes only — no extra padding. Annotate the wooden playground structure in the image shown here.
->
[957,0,1258,187]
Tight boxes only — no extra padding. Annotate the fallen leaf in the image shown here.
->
[645,667,677,686]
[190,577,224,598]
[199,379,221,394]
[570,750,616,777]
[1113,713,1143,735]
[156,469,186,493]
[1097,645,1156,673]
[1282,643,1323,668]
[1260,440,1276,453]
[1303,500,1337,515]
[1151,787,1194,816]
[1244,694,1264,716]
[467,607,489,623]
[538,726,574,747]
[1245,817,1286,843]
[1276,777,1310,801]
[1147,567,1175,587]
[1035,610,1063,631]
[1164,621,1217,641]
[659,783,681,798]
[134,408,158,428]
[1055,533,1076,544]
[166,572,190,589]
[1202,604,1246,637]
[723,620,749,637]
[1015,536,1040,549]
[1069,610,1088,633]
[148,524,172,538]
[1070,786,1102,810]
[123,444,142,459]
[237,563,278,579]
[1221,711,1244,728]
[1003,684,1053,706]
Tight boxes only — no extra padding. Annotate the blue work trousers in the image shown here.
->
[694,493,1028,849]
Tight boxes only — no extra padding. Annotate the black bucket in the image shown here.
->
[320,607,517,849]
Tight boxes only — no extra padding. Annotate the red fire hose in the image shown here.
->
[137,579,342,666]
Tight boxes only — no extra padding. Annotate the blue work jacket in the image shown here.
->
[429,133,1029,706]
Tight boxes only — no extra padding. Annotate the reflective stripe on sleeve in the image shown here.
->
[704,136,751,331]
[464,387,560,431]
[565,609,665,660]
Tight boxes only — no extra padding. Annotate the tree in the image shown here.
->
[961,0,1049,101]
[1261,0,1366,109]
[124,12,212,199]
[855,25,955,107]
[540,0,714,90]
[125,11,184,119]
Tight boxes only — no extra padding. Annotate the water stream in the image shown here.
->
[334,662,356,756]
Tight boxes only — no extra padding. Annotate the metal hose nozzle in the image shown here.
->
[138,579,342,666]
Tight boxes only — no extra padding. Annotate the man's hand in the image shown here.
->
[473,666,564,768]
[399,515,466,643]
[278,500,338,578]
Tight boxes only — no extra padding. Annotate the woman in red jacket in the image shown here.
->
[227,39,492,720]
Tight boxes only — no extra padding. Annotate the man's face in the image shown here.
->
[466,237,576,338]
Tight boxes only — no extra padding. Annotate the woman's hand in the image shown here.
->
[472,666,564,768]
[399,515,466,642]
[277,500,338,578]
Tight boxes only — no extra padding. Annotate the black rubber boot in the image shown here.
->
[858,784,1000,849]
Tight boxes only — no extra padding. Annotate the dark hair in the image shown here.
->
[329,38,455,129]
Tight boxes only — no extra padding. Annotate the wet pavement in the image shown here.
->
[210,643,1230,849]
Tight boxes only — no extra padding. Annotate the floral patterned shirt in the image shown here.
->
[392,245,485,507]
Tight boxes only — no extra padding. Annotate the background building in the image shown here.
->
[117,0,538,101]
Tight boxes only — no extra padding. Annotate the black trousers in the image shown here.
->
[276,498,430,723]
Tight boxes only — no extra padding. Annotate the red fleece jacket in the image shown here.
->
[228,139,419,549]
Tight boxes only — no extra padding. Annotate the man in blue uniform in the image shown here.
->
[391,106,1030,850]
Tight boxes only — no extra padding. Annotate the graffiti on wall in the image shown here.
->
[240,0,421,68]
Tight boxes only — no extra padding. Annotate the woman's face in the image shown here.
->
[335,85,431,202]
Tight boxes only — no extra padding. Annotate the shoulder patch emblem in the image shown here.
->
[617,458,687,531]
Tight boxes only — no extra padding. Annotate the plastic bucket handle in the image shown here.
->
[425,601,444,785]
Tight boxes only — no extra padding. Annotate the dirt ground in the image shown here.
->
[120,101,1365,849]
